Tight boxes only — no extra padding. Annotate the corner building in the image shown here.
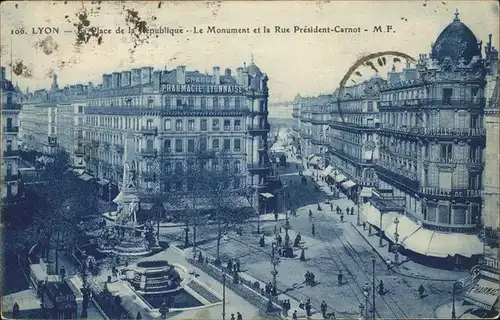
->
[375,12,492,266]
[80,62,272,212]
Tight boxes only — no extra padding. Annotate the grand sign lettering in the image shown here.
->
[161,83,245,94]
[467,282,499,297]
[186,76,214,84]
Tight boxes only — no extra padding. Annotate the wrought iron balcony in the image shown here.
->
[2,103,22,110]
[422,157,485,166]
[247,124,270,132]
[379,125,486,137]
[3,149,20,157]
[247,163,271,172]
[3,126,19,133]
[140,149,158,157]
[419,186,483,198]
[141,126,158,135]
[422,98,485,107]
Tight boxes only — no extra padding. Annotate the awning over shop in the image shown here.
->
[260,192,274,198]
[72,169,85,176]
[328,170,338,179]
[362,203,398,230]
[360,187,373,197]
[401,229,484,258]
[96,179,110,186]
[309,156,322,165]
[385,215,420,243]
[335,174,347,183]
[426,232,484,258]
[113,191,124,204]
[320,165,334,177]
[463,278,500,310]
[78,173,94,181]
[341,180,357,189]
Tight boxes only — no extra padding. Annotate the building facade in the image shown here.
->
[1,66,22,202]
[20,61,273,212]
[329,78,383,200]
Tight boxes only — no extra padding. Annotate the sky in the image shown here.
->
[1,1,498,101]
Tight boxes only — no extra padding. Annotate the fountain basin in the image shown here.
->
[129,260,182,295]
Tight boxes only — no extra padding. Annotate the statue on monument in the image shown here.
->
[124,162,137,189]
[128,200,139,224]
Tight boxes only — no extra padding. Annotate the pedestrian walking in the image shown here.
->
[136,311,142,319]
[12,302,20,318]
[309,209,313,218]
[351,207,355,215]
[236,259,241,272]
[312,224,315,236]
[330,203,333,211]
[60,266,66,280]
[418,284,426,298]
[305,299,312,317]
[230,313,235,320]
[362,221,366,230]
[237,312,243,320]
[292,310,298,320]
[378,280,384,295]
[337,271,343,285]
[321,301,328,318]
[340,214,344,222]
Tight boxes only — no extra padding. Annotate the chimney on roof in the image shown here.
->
[225,68,231,77]
[1,67,5,81]
[213,66,220,85]
[236,67,243,85]
[176,66,186,85]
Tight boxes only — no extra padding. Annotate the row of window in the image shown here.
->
[165,96,244,109]
[158,118,242,132]
[161,137,242,153]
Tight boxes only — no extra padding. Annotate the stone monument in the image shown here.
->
[99,130,152,256]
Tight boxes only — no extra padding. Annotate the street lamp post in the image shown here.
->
[222,271,227,320]
[271,241,280,296]
[452,281,463,319]
[393,217,400,265]
[379,212,384,247]
[372,257,376,320]
[362,281,371,320]
[357,193,361,226]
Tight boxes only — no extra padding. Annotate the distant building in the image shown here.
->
[268,101,293,119]
[1,66,22,203]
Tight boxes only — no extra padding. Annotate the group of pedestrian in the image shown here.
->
[226,259,241,273]
[229,312,243,320]
[304,270,316,285]
[293,233,302,247]
[265,281,275,295]
[298,299,312,317]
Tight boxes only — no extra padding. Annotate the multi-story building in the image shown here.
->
[329,77,383,200]
[1,66,22,202]
[310,94,332,164]
[373,12,490,265]
[461,35,500,316]
[21,61,274,212]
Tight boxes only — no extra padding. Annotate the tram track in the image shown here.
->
[317,210,409,319]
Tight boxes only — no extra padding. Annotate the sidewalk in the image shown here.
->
[177,245,323,320]
[308,177,468,282]
[434,300,480,319]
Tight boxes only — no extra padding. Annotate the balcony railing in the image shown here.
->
[374,164,418,188]
[422,98,485,107]
[141,126,158,135]
[3,126,19,133]
[3,150,20,157]
[419,186,483,198]
[422,157,485,165]
[379,125,486,137]
[247,163,271,171]
[2,103,22,110]
[247,124,270,132]
[379,98,484,108]
[140,149,158,157]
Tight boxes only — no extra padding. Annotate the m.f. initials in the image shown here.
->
[373,25,393,33]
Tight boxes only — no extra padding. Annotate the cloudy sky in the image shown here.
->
[1,1,498,101]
